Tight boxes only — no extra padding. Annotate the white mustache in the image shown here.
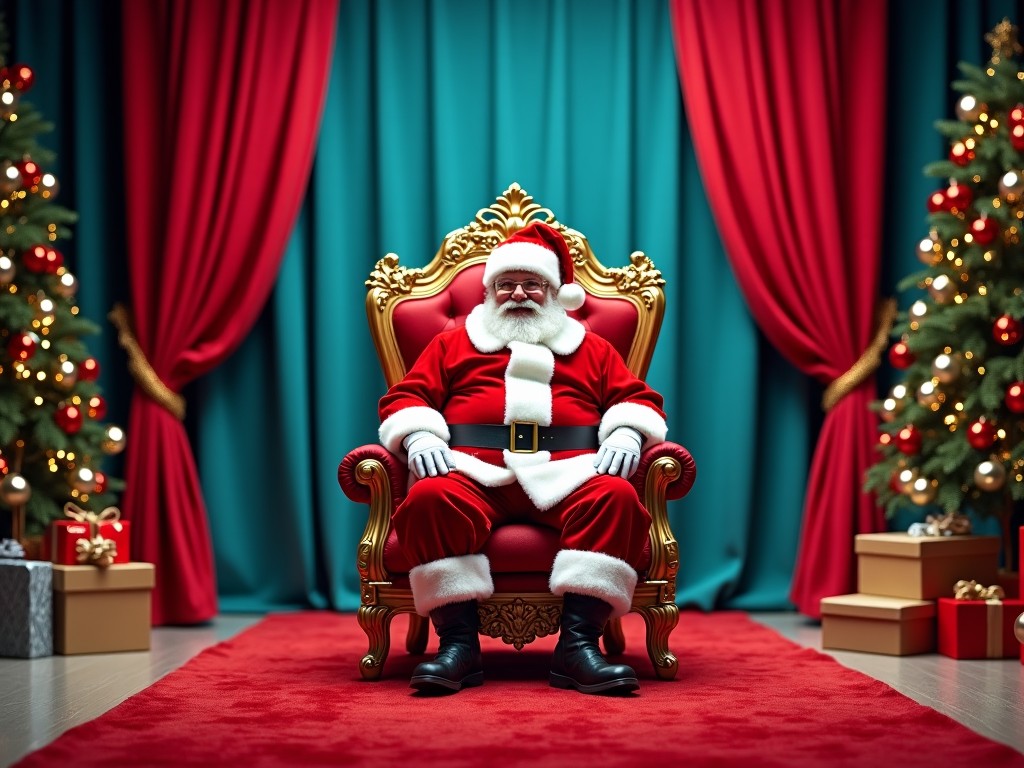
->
[498,299,541,313]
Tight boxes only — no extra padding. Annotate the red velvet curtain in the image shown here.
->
[120,0,338,624]
[670,0,888,617]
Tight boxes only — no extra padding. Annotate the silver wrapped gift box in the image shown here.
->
[0,540,54,658]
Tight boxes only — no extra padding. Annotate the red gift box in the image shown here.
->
[937,596,1024,659]
[44,505,131,566]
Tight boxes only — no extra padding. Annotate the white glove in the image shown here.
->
[403,430,455,479]
[594,427,642,479]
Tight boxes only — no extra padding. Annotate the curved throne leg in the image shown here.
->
[357,605,398,680]
[602,616,626,655]
[635,603,679,680]
[406,613,429,654]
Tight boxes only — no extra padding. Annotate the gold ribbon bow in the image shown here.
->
[74,535,117,568]
[63,502,122,537]
[953,579,1005,601]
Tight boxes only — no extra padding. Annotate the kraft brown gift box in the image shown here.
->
[821,593,936,655]
[855,533,1000,600]
[51,563,155,654]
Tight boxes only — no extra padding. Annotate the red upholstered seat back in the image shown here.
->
[391,263,641,371]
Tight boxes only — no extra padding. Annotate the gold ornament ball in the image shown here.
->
[927,274,958,304]
[896,467,919,494]
[1000,170,1024,202]
[908,476,938,505]
[54,271,78,298]
[909,300,929,322]
[69,466,95,494]
[101,425,127,455]
[1015,611,1024,644]
[932,353,962,384]
[916,235,942,266]
[0,472,31,506]
[0,161,20,195]
[0,254,14,285]
[917,380,941,407]
[955,94,985,122]
[974,458,1007,492]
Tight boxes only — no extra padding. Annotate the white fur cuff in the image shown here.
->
[599,402,668,448]
[409,554,494,616]
[379,406,450,455]
[549,549,638,618]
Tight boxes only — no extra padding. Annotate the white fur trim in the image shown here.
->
[464,304,584,356]
[409,554,494,616]
[545,317,586,355]
[379,407,450,454]
[557,283,586,311]
[464,305,505,353]
[451,451,517,486]
[483,242,561,288]
[505,341,554,424]
[512,453,598,511]
[549,549,637,618]
[598,402,668,449]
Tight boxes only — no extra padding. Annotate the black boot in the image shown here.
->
[410,600,483,693]
[550,593,639,694]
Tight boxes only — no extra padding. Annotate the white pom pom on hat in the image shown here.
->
[482,221,586,310]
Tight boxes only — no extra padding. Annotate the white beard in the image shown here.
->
[480,291,567,345]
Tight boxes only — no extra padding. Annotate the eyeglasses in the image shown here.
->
[494,279,548,296]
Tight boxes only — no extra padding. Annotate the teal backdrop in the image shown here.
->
[2,0,1017,616]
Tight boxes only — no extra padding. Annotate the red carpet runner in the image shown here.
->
[14,611,1024,767]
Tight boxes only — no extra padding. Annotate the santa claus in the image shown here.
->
[378,221,668,695]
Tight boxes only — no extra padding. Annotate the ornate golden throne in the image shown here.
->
[338,183,696,681]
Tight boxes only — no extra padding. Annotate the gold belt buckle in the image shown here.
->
[509,421,539,453]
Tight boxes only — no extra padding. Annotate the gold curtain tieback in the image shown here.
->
[822,298,898,411]
[109,303,186,420]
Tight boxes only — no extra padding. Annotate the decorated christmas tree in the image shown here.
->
[865,20,1024,529]
[0,19,124,538]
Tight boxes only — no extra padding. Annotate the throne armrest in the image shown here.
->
[630,440,696,583]
[338,444,409,584]
[632,441,696,502]
[338,444,408,505]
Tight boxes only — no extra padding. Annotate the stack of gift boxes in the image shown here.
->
[0,503,155,658]
[821,525,1023,662]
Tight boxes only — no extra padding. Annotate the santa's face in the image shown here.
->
[481,270,566,344]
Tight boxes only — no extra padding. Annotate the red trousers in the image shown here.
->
[392,471,651,568]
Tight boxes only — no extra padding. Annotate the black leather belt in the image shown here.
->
[448,422,599,454]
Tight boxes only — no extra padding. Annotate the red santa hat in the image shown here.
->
[482,222,586,311]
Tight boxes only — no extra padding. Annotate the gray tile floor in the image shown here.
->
[0,611,1021,766]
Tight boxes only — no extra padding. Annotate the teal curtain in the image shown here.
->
[198,0,805,613]
[8,0,1014,614]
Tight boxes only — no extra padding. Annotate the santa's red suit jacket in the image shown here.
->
[378,305,669,511]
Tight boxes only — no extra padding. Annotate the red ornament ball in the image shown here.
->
[888,340,916,369]
[950,139,976,165]
[6,331,37,361]
[993,314,1022,345]
[895,425,923,455]
[1013,124,1024,151]
[6,64,33,92]
[86,395,107,420]
[969,216,1000,246]
[927,189,947,213]
[16,159,42,188]
[1011,104,1024,124]
[92,470,108,494]
[54,403,83,434]
[966,418,997,450]
[943,181,973,212]
[22,245,49,273]
[1006,381,1024,413]
[78,357,100,381]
